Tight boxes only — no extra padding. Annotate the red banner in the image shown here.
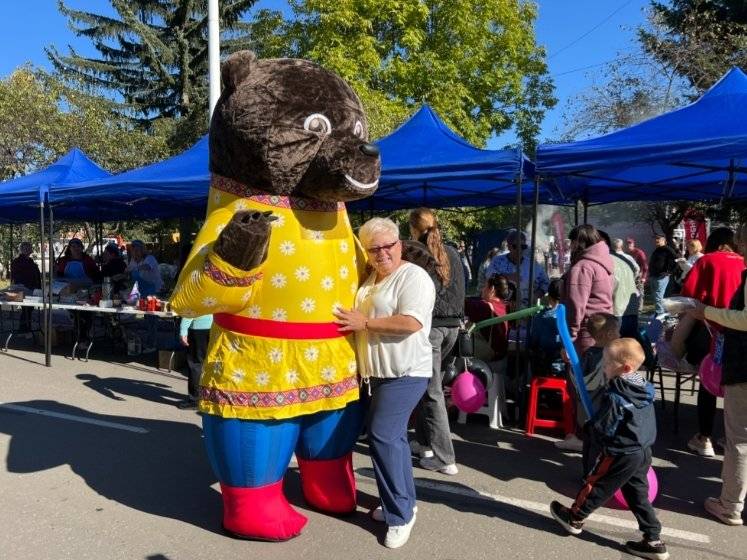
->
[683,210,707,246]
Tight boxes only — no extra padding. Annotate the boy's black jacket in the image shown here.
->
[590,375,657,455]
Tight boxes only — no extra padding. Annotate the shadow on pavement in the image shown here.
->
[0,400,221,534]
[0,400,383,539]
[75,373,185,405]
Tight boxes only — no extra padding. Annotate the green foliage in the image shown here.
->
[641,0,747,92]
[254,0,555,147]
[0,68,171,179]
[47,0,260,135]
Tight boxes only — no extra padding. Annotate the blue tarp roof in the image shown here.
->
[536,67,747,205]
[0,148,110,224]
[46,105,557,221]
[50,136,210,220]
[351,105,560,210]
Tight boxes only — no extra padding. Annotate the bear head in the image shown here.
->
[210,51,381,202]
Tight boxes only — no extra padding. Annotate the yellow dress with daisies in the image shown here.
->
[170,175,366,420]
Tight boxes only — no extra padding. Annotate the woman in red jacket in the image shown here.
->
[56,238,101,285]
[680,227,745,458]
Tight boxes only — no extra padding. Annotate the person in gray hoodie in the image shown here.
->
[562,224,615,357]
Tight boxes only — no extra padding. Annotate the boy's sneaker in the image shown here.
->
[550,500,584,535]
[704,497,744,526]
[409,440,434,458]
[419,456,458,475]
[624,538,669,560]
[371,504,418,522]
[687,434,715,457]
[554,434,584,452]
[384,513,417,549]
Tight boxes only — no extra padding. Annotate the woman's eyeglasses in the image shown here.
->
[366,240,399,254]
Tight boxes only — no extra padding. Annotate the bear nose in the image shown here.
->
[359,143,380,157]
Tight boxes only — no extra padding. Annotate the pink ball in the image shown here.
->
[451,371,486,413]
[609,466,658,509]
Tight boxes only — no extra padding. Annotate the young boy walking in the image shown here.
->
[550,338,669,560]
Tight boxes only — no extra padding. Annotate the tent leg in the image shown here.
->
[528,177,540,304]
[39,198,50,367]
[583,201,588,225]
[47,199,54,366]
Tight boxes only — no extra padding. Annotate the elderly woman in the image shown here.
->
[125,240,163,297]
[334,217,435,549]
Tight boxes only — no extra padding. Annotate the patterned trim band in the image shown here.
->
[204,257,263,287]
[199,375,358,408]
[212,174,345,212]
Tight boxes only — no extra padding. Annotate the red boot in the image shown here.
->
[297,452,357,514]
[220,480,307,541]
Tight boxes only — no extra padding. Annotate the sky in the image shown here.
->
[0,0,652,147]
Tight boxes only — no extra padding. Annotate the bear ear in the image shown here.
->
[221,51,257,92]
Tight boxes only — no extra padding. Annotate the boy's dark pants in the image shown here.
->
[572,446,661,541]
[186,328,210,400]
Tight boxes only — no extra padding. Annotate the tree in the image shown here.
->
[0,68,175,275]
[47,1,260,131]
[640,0,747,92]
[252,0,555,148]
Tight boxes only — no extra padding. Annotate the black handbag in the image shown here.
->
[684,320,711,366]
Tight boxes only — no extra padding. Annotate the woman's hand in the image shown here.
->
[333,308,368,332]
[179,335,189,347]
[688,301,707,321]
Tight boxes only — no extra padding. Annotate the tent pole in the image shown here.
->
[583,199,588,225]
[8,223,14,280]
[39,195,50,367]
[528,176,540,306]
[47,196,54,366]
[574,201,579,226]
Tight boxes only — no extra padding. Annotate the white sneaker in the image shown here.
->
[554,434,584,452]
[409,440,434,458]
[384,512,417,548]
[419,456,458,475]
[687,434,715,457]
[371,504,418,522]
[704,497,743,526]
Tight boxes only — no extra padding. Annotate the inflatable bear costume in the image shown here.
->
[170,51,381,541]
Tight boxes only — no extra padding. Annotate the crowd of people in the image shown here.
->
[329,215,746,555]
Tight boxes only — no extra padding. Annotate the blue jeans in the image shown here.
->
[365,376,429,526]
[649,275,670,315]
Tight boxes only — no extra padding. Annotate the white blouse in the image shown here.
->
[354,262,435,379]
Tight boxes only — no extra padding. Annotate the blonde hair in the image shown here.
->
[686,239,702,253]
[359,217,400,248]
[604,338,645,374]
[587,312,619,340]
[408,207,450,284]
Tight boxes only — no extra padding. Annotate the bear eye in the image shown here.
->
[353,120,365,140]
[304,113,332,135]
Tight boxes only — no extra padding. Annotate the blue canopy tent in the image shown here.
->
[0,148,110,224]
[50,136,209,220]
[536,68,747,205]
[0,148,111,366]
[350,105,561,211]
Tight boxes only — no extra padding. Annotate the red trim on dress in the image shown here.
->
[204,257,263,287]
[200,376,358,408]
[214,313,345,339]
[212,174,345,212]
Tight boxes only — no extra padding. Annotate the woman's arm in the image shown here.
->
[691,281,747,330]
[334,308,422,335]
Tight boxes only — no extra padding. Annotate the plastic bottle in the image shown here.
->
[102,277,112,300]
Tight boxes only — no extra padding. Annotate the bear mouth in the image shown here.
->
[344,173,379,192]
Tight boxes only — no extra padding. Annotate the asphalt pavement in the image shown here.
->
[0,342,744,560]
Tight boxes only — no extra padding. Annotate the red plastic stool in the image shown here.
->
[525,376,575,436]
